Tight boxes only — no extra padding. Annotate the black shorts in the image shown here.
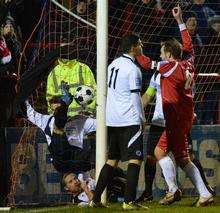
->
[146,124,164,156]
[107,125,143,161]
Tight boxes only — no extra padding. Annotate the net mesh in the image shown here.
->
[21,0,219,124]
[8,0,220,206]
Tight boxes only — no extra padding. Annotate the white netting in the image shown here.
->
[22,0,219,124]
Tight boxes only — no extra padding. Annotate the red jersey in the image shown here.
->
[158,24,195,130]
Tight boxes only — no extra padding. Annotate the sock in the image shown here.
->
[124,163,141,203]
[183,162,211,197]
[158,156,178,193]
[144,162,156,195]
[192,158,208,186]
[93,163,114,203]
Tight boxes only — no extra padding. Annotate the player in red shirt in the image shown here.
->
[136,6,213,207]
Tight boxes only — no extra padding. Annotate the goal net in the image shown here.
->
[7,0,219,206]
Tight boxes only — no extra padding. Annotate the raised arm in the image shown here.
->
[173,5,194,59]
[136,6,194,75]
[25,100,52,131]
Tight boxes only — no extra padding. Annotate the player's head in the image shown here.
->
[48,95,63,112]
[120,34,143,57]
[160,38,182,60]
[62,172,81,194]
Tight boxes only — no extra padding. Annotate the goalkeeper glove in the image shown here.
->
[136,55,152,70]
[60,81,73,105]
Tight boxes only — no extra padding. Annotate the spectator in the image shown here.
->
[197,15,220,124]
[190,0,216,42]
[185,14,203,49]
[0,15,22,127]
[2,15,22,66]
[76,1,87,15]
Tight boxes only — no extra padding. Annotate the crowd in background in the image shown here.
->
[0,0,219,127]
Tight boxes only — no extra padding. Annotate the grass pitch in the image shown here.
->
[3,197,220,213]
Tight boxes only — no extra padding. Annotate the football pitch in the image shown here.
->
[4,197,220,213]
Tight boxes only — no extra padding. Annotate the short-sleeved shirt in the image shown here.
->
[106,54,142,126]
[148,73,165,127]
[65,115,96,148]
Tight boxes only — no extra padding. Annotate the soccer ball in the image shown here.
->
[75,85,94,106]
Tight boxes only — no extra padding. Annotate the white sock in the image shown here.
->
[183,162,211,198]
[158,156,178,193]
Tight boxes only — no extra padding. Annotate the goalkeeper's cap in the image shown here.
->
[208,15,220,26]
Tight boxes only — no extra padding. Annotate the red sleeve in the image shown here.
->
[135,55,152,70]
[180,25,195,64]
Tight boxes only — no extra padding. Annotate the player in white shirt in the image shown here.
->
[91,34,147,210]
[25,92,96,173]
[136,72,165,202]
[65,115,96,149]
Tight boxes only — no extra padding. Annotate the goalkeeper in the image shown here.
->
[25,81,95,173]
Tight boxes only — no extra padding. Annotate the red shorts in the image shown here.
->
[157,118,193,159]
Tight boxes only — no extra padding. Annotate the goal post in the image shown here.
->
[96,0,108,203]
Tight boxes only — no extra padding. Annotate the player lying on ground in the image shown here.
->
[136,71,215,204]
[62,171,126,206]
[136,5,213,207]
[24,82,95,173]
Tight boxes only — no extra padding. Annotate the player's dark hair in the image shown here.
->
[120,34,140,53]
[161,38,182,59]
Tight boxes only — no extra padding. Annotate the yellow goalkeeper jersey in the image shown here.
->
[46,58,96,116]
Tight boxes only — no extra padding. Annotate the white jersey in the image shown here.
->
[26,101,54,145]
[106,54,142,126]
[72,173,96,206]
[26,101,96,147]
[149,73,165,127]
[65,115,96,148]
